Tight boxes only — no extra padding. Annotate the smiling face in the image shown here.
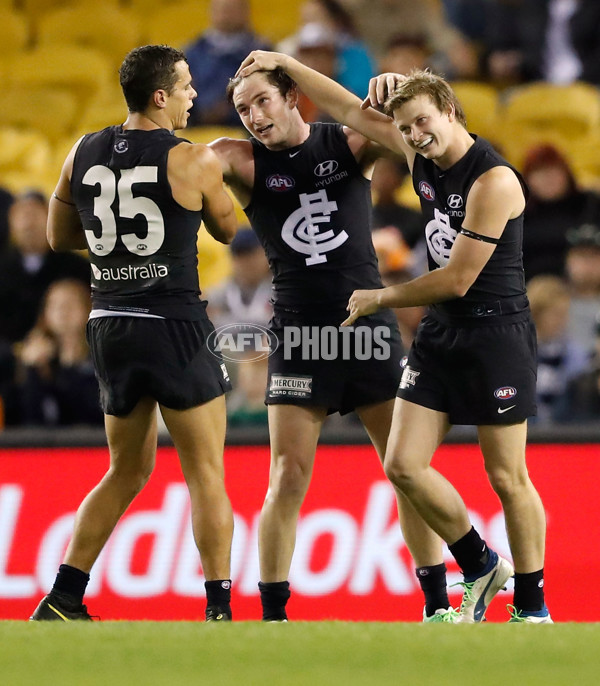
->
[393,93,456,164]
[232,72,303,150]
[164,60,197,130]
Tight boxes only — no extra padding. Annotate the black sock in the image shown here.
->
[258,580,290,621]
[416,563,450,616]
[448,527,490,578]
[51,564,90,605]
[205,579,232,616]
[513,570,545,612]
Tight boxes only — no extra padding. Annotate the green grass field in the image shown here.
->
[2,621,599,685]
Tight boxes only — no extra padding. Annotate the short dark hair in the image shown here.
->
[226,68,297,105]
[119,44,187,113]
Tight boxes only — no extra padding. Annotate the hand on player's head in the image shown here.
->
[236,50,285,78]
[361,73,406,111]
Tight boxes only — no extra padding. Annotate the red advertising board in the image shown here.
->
[0,443,597,621]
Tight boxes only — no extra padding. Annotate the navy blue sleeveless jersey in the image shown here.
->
[71,126,205,319]
[412,135,529,318]
[244,122,382,316]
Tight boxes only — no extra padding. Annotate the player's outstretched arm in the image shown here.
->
[237,51,407,157]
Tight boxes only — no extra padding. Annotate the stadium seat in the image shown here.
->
[1,86,79,145]
[37,5,142,69]
[197,230,233,292]
[250,0,302,43]
[0,126,52,194]
[6,45,113,112]
[140,2,211,48]
[497,81,600,168]
[567,134,600,190]
[0,9,30,56]
[78,80,130,135]
[183,126,249,145]
[450,81,501,144]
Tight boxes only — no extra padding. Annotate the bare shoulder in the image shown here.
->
[209,136,253,168]
[468,165,525,217]
[208,136,254,188]
[472,165,522,193]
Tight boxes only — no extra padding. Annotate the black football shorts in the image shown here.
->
[87,315,231,416]
[266,308,404,415]
[397,312,537,425]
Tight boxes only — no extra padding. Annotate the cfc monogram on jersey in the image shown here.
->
[281,189,347,265]
[245,122,382,312]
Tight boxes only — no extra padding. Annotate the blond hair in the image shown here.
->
[384,69,467,128]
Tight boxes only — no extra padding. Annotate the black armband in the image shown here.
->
[459,228,500,245]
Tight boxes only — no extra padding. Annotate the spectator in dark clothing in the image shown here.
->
[522,144,600,281]
[185,0,270,127]
[0,187,14,255]
[0,190,90,344]
[14,278,102,427]
[556,315,600,422]
[483,0,600,86]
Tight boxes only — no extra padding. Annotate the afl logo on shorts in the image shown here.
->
[419,181,435,201]
[494,386,517,400]
[114,139,128,153]
[267,174,295,191]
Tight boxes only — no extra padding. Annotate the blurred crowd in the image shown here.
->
[2,0,600,428]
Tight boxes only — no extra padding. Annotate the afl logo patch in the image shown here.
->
[419,181,435,201]
[447,194,463,208]
[314,160,339,177]
[266,174,295,191]
[494,386,517,400]
[114,139,128,153]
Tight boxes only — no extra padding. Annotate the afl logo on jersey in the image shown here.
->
[114,139,128,153]
[447,194,463,208]
[494,386,517,399]
[266,174,295,191]
[314,160,339,177]
[419,181,435,201]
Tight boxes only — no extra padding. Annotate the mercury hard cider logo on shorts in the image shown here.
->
[207,323,279,362]
[268,374,312,399]
[494,386,517,400]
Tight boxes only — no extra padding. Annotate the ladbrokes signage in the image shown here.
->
[0,444,595,621]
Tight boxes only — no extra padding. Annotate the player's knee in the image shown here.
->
[486,468,528,500]
[383,458,417,493]
[269,460,311,501]
[107,463,153,496]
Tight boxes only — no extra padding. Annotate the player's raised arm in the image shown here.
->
[237,50,409,158]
